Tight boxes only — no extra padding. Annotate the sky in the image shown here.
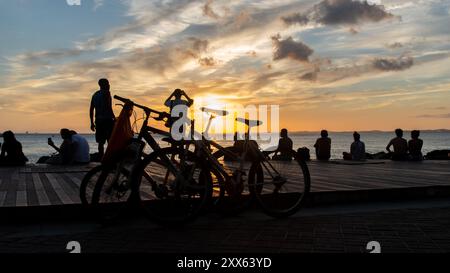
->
[0,0,449,133]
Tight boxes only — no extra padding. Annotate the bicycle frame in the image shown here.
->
[114,96,196,190]
[187,114,284,195]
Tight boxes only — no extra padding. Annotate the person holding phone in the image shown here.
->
[46,129,74,165]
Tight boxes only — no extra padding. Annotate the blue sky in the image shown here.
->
[0,0,127,55]
[0,0,449,132]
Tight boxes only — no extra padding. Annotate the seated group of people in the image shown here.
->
[338,128,423,161]
[0,129,90,167]
[385,129,423,161]
[267,128,424,162]
[40,129,90,165]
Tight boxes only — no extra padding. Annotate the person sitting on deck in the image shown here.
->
[224,132,258,162]
[69,130,90,164]
[272,128,294,161]
[343,131,366,161]
[232,132,245,155]
[44,128,74,165]
[408,130,423,161]
[43,128,89,165]
[386,128,408,161]
[314,130,331,161]
[0,131,28,167]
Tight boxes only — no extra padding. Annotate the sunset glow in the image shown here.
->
[1,0,449,133]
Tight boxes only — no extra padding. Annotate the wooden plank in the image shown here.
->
[0,191,6,206]
[39,173,62,205]
[32,173,51,206]
[61,173,82,191]
[45,173,74,205]
[15,173,27,206]
[0,161,449,208]
[55,173,80,203]
[25,173,39,206]
[17,172,26,191]
[65,173,83,187]
[16,191,27,207]
[4,172,17,207]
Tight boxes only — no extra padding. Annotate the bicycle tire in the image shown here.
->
[132,147,212,225]
[90,164,134,222]
[80,165,103,206]
[210,160,257,216]
[250,158,311,218]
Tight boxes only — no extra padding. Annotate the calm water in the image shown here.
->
[10,131,450,163]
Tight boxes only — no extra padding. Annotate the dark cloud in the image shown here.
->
[373,56,414,71]
[300,71,318,81]
[178,37,210,59]
[282,0,396,26]
[198,57,218,67]
[247,50,257,57]
[300,64,321,81]
[203,0,220,19]
[349,27,359,34]
[386,42,404,49]
[250,71,286,91]
[189,37,209,53]
[271,35,314,62]
[282,13,309,25]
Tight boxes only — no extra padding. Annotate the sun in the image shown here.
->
[191,94,236,135]
[193,94,227,111]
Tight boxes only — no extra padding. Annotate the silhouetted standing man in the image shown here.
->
[90,79,115,159]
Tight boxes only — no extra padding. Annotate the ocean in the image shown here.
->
[9,131,450,163]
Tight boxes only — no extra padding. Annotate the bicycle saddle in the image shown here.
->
[236,117,263,127]
[200,107,229,116]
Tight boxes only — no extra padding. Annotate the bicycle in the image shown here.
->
[80,96,212,224]
[181,108,311,218]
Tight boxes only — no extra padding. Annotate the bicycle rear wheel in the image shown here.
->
[249,158,310,218]
[133,147,212,225]
[211,150,256,216]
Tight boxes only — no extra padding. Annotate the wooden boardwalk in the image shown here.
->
[0,160,449,208]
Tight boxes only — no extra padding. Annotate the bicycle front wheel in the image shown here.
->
[80,165,103,206]
[91,164,133,221]
[133,147,212,225]
[249,158,310,218]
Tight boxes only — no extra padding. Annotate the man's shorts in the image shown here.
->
[95,119,115,144]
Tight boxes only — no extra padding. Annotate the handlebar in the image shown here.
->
[114,95,170,120]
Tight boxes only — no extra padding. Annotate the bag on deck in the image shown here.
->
[102,103,134,165]
[425,150,450,160]
[297,147,310,161]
